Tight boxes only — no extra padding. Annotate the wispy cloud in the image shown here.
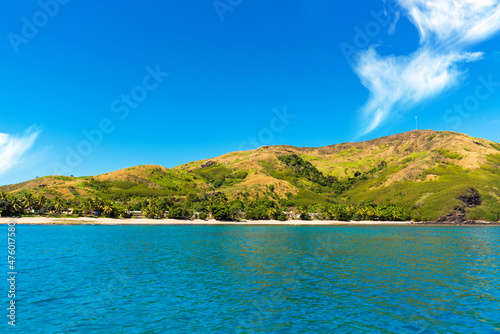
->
[0,127,41,177]
[355,0,500,135]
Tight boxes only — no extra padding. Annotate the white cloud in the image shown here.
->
[398,0,500,46]
[387,10,400,35]
[355,0,500,135]
[0,127,41,177]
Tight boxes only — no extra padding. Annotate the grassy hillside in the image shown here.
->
[2,130,500,221]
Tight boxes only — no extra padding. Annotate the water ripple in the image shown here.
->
[5,225,500,333]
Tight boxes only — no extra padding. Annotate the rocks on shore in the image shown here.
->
[431,187,497,224]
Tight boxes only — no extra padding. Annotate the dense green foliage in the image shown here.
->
[0,199,13,216]
[278,154,333,186]
[343,155,500,221]
[0,188,412,222]
[275,154,388,197]
[193,165,247,188]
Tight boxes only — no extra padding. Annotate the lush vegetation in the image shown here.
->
[2,154,493,222]
[2,131,500,222]
[0,189,411,222]
[344,155,500,221]
[274,154,388,196]
[278,154,335,187]
[192,165,247,188]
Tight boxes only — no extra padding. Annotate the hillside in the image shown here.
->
[2,130,500,221]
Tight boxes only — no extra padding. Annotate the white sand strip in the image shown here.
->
[0,217,417,225]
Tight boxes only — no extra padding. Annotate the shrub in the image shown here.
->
[299,212,311,220]
[235,171,248,179]
[436,149,462,160]
[168,207,184,219]
[350,214,363,221]
[0,199,13,217]
[274,211,288,221]
[245,207,268,220]
[211,204,231,221]
[490,143,500,151]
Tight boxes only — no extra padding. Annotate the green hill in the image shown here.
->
[2,130,500,221]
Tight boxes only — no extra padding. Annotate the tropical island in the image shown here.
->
[1,130,499,224]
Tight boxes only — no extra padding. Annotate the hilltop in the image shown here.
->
[1,130,500,221]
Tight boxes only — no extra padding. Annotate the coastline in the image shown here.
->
[1,217,498,225]
[1,217,418,225]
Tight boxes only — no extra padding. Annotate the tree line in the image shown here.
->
[0,191,411,221]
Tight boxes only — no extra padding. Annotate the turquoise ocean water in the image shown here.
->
[4,225,500,333]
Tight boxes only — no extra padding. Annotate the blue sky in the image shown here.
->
[1,0,500,185]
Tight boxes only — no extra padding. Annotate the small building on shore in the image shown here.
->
[126,210,144,218]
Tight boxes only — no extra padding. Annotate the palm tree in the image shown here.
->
[11,197,24,215]
[144,202,162,219]
[372,206,383,221]
[344,204,355,218]
[143,204,153,218]
[36,195,47,212]
[363,205,377,220]
[79,198,92,216]
[266,207,276,220]
[388,206,403,221]
[91,197,104,214]
[0,191,9,200]
[54,197,64,214]
[356,206,369,220]
[102,202,114,217]
[22,193,36,213]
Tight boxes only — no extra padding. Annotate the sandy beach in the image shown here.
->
[0,217,418,225]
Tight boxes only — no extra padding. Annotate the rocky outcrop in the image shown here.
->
[435,188,483,224]
[435,208,469,224]
[200,160,216,169]
[458,188,482,208]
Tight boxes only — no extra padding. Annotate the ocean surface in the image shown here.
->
[5,224,500,333]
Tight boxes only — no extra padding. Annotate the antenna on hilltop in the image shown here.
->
[415,116,418,131]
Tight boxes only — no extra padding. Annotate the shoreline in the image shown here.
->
[1,217,416,225]
[1,217,499,226]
